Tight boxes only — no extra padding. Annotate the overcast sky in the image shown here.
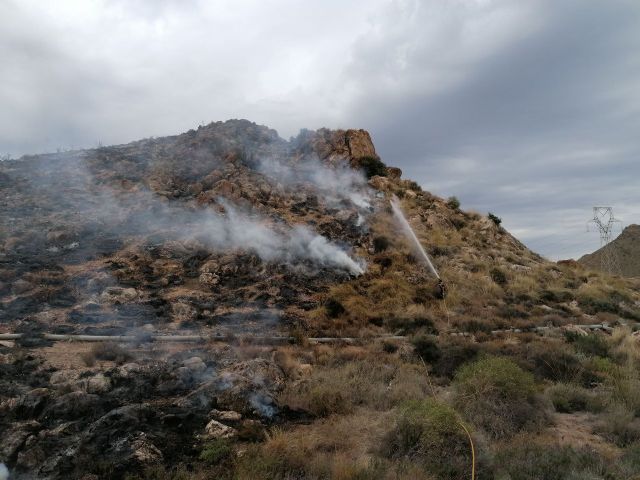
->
[2,0,639,260]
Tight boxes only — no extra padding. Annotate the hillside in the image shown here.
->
[580,224,640,277]
[2,120,640,479]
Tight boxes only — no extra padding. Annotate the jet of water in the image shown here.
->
[390,195,440,279]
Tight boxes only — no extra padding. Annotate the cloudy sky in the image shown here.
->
[2,0,639,260]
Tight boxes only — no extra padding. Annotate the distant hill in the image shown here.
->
[579,224,640,277]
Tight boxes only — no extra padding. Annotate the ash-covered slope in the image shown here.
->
[0,120,382,336]
[579,224,640,277]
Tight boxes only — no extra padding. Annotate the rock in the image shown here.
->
[171,302,198,323]
[345,129,377,159]
[12,279,33,294]
[368,175,391,191]
[13,388,50,418]
[0,420,41,461]
[50,369,81,388]
[118,362,142,377]
[42,391,103,421]
[100,287,138,304]
[183,357,207,373]
[386,167,402,179]
[199,272,219,286]
[130,433,163,463]
[203,419,237,439]
[563,324,588,336]
[209,409,242,423]
[86,373,111,394]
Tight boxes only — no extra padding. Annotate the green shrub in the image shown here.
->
[490,268,507,286]
[527,343,584,383]
[546,383,606,413]
[565,332,610,358]
[539,289,574,303]
[494,439,625,480]
[358,156,388,178]
[453,356,548,439]
[199,438,232,464]
[488,212,502,226]
[381,399,472,479]
[446,196,460,210]
[595,404,640,447]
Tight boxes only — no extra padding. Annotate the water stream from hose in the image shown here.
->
[390,195,440,279]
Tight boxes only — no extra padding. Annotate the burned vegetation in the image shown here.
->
[2,120,640,479]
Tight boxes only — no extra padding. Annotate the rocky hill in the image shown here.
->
[2,120,640,479]
[579,224,640,277]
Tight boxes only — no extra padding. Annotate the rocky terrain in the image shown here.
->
[580,224,640,277]
[2,120,640,479]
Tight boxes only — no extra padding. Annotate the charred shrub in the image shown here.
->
[324,299,345,318]
[412,335,441,363]
[381,399,471,479]
[453,356,548,439]
[358,156,388,178]
[373,235,390,253]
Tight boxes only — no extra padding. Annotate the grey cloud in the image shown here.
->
[2,0,639,260]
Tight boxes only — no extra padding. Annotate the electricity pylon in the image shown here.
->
[587,207,622,275]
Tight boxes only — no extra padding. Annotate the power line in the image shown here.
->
[587,206,622,274]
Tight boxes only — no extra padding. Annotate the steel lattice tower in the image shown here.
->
[587,207,622,274]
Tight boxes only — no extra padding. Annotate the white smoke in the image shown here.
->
[0,463,9,480]
[185,200,365,275]
[257,155,372,209]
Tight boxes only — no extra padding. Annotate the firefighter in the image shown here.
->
[435,279,447,299]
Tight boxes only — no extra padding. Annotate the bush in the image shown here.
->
[488,212,502,226]
[199,438,232,464]
[547,383,605,413]
[494,439,625,480]
[565,332,610,358]
[411,335,441,363]
[446,196,461,210]
[278,360,430,416]
[372,236,390,253]
[431,338,480,379]
[490,268,507,286]
[381,399,472,480]
[325,299,346,318]
[453,356,548,439]
[358,156,388,179]
[595,404,640,447]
